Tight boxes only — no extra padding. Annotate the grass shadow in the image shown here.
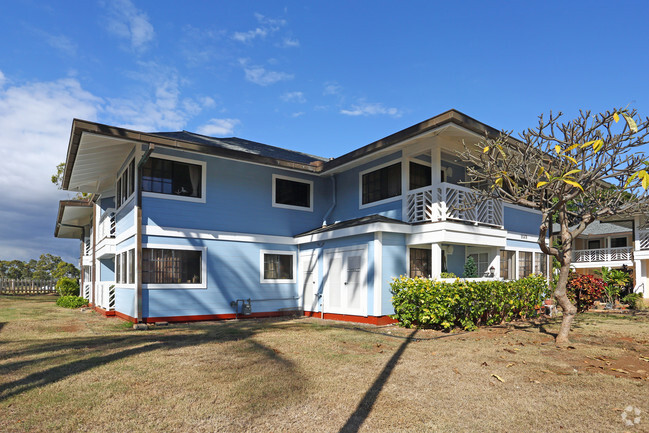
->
[338,329,419,433]
[0,317,303,404]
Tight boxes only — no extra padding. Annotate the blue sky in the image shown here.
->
[0,0,647,264]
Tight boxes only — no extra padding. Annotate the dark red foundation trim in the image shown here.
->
[93,305,116,317]
[110,310,297,324]
[303,311,396,326]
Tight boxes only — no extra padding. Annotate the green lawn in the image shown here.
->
[1,295,648,432]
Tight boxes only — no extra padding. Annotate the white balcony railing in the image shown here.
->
[573,246,633,263]
[95,282,116,310]
[638,228,649,250]
[97,210,116,240]
[405,182,503,227]
[82,282,91,300]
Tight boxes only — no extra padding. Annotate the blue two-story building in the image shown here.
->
[54,109,549,325]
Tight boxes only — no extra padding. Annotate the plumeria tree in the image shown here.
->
[459,108,649,343]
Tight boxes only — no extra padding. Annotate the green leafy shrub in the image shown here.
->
[622,293,645,310]
[566,274,605,312]
[463,257,478,278]
[439,272,457,278]
[56,277,79,297]
[56,295,88,309]
[390,275,547,330]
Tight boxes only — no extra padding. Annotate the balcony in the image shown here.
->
[97,210,116,241]
[405,182,503,227]
[573,246,633,264]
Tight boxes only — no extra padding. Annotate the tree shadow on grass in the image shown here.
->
[338,329,419,433]
[0,318,303,405]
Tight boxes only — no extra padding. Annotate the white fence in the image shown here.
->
[406,182,503,226]
[0,279,57,295]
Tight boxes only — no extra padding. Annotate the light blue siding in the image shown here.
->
[381,232,407,316]
[115,288,134,317]
[141,147,329,237]
[329,151,403,223]
[444,244,466,277]
[441,159,466,185]
[117,235,136,251]
[503,206,542,235]
[115,198,135,234]
[142,235,299,318]
[99,258,114,282]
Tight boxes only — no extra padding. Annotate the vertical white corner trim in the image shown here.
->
[373,232,383,316]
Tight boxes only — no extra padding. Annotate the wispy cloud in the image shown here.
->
[0,72,101,261]
[232,27,268,43]
[232,12,287,44]
[103,0,155,53]
[323,81,342,96]
[281,91,306,103]
[44,34,77,56]
[197,118,240,136]
[104,63,214,131]
[239,59,293,86]
[340,101,402,117]
[281,37,300,48]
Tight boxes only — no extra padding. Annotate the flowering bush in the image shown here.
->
[390,275,548,330]
[566,273,606,312]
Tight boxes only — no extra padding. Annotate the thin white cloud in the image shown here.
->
[291,112,304,118]
[103,0,155,53]
[254,13,286,27]
[232,13,287,44]
[323,81,342,96]
[239,59,293,86]
[281,91,306,103]
[197,118,240,136]
[45,34,77,56]
[104,63,214,131]
[282,37,300,47]
[0,70,5,88]
[232,27,268,43]
[340,101,402,117]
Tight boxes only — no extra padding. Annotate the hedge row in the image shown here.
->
[390,275,549,330]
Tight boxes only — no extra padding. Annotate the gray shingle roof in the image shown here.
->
[553,220,633,237]
[151,131,328,165]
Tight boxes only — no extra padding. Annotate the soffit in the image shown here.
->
[67,133,136,194]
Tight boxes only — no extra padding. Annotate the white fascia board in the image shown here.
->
[408,222,507,247]
[295,222,411,244]
[143,225,296,245]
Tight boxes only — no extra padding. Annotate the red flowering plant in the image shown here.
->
[566,273,606,312]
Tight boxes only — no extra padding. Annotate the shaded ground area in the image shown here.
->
[1,295,648,432]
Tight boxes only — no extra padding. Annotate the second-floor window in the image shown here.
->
[142,157,202,198]
[361,162,401,205]
[116,160,135,208]
[409,162,431,190]
[272,175,313,211]
[611,237,628,248]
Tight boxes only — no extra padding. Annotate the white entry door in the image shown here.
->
[323,246,367,316]
[299,251,319,312]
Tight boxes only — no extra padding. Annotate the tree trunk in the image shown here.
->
[554,261,577,344]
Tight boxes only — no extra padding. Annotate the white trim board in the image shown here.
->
[272,174,314,212]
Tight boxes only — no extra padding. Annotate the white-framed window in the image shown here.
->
[141,155,206,203]
[359,160,402,208]
[141,245,207,289]
[116,159,135,209]
[260,250,296,283]
[115,249,135,285]
[468,252,489,276]
[272,174,313,211]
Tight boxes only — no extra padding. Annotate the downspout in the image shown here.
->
[322,175,336,227]
[135,143,155,324]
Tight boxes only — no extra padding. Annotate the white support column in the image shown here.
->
[431,243,442,279]
[490,247,500,278]
[514,251,520,280]
[373,232,383,316]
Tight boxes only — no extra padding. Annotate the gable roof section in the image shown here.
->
[61,109,510,192]
[321,109,507,172]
